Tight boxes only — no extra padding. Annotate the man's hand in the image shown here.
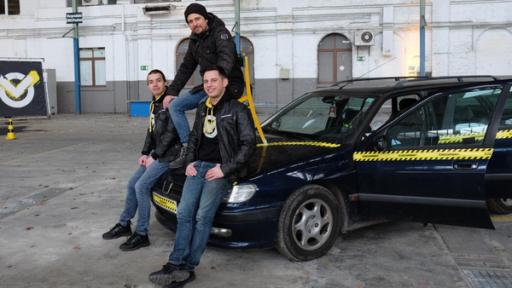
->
[205,164,224,181]
[138,155,148,166]
[163,95,176,109]
[145,156,155,168]
[185,162,197,177]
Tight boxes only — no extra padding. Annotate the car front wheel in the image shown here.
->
[277,185,342,261]
[487,198,512,214]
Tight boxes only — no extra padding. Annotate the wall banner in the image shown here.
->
[0,60,48,117]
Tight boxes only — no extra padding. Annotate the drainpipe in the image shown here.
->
[419,0,426,77]
[234,0,241,56]
[72,0,81,114]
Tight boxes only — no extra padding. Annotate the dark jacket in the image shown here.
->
[185,96,256,180]
[168,13,245,98]
[141,94,182,162]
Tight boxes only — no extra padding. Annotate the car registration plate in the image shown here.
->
[152,192,177,214]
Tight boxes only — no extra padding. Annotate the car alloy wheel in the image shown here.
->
[487,198,512,214]
[277,185,342,261]
[291,199,333,251]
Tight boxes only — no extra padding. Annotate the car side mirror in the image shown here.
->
[371,133,391,151]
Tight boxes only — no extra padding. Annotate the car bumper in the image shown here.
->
[152,191,281,249]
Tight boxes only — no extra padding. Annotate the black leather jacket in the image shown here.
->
[185,97,256,179]
[141,96,181,162]
[168,13,245,99]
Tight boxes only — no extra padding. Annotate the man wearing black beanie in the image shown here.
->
[164,2,245,170]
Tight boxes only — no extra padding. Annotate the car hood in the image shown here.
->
[243,134,341,178]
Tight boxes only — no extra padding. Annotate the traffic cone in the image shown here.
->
[6,118,16,140]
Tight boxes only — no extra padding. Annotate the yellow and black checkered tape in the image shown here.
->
[438,129,512,144]
[353,148,494,162]
[497,129,512,139]
[257,141,341,148]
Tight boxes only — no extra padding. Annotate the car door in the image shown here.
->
[486,84,512,210]
[354,84,507,229]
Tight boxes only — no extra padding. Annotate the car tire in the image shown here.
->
[277,185,342,261]
[487,198,512,214]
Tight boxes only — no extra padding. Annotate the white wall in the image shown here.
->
[1,0,511,86]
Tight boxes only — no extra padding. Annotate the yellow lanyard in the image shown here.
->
[149,92,164,132]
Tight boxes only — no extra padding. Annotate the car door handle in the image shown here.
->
[453,161,478,170]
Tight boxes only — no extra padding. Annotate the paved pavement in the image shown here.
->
[1,115,512,288]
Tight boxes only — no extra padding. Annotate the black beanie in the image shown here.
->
[184,3,208,22]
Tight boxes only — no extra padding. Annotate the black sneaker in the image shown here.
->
[119,232,150,251]
[163,271,196,288]
[149,263,184,286]
[169,146,187,169]
[102,222,131,240]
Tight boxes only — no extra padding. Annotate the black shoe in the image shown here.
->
[149,263,185,286]
[163,271,195,288]
[102,222,131,240]
[119,232,150,251]
[169,146,187,169]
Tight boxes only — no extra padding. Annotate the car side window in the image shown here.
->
[382,86,502,149]
[271,96,331,134]
[499,86,512,130]
[369,94,420,131]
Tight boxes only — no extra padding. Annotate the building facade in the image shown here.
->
[0,0,511,114]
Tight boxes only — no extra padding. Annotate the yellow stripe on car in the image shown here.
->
[152,192,177,213]
[438,129,512,144]
[497,129,512,139]
[438,133,485,144]
[353,148,494,161]
[257,141,341,148]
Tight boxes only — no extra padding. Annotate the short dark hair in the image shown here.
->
[147,69,166,84]
[201,66,227,79]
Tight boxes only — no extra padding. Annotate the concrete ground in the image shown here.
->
[1,115,512,288]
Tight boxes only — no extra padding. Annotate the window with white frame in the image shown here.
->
[80,48,106,87]
[0,0,20,15]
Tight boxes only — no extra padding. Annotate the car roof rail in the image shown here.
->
[331,75,500,89]
[392,75,499,88]
[332,76,424,89]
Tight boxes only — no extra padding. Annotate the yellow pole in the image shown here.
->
[240,56,267,144]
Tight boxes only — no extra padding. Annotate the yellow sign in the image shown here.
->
[152,192,177,213]
[353,148,494,161]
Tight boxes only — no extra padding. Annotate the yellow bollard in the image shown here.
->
[6,118,16,140]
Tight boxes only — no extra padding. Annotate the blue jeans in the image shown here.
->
[169,90,207,144]
[168,161,229,270]
[119,159,169,235]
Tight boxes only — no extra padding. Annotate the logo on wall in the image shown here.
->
[0,61,48,117]
[0,70,41,108]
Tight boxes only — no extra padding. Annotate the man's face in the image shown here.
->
[187,13,208,34]
[147,73,166,96]
[203,70,228,100]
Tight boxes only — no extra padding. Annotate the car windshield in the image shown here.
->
[263,92,375,142]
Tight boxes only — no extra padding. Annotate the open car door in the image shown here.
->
[354,84,508,229]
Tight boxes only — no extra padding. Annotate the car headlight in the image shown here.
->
[226,184,257,203]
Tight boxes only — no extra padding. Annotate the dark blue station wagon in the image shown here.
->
[152,76,512,261]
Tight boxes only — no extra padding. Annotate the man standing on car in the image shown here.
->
[102,69,181,251]
[149,67,255,287]
[164,3,245,169]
